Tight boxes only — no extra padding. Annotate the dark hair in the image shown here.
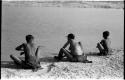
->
[67,33,75,39]
[103,31,110,37]
[26,35,34,43]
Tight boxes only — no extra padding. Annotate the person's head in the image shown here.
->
[103,31,110,39]
[26,35,34,43]
[67,33,75,40]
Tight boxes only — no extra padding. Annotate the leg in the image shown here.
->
[23,60,42,71]
[61,48,73,60]
[55,48,73,61]
[10,55,33,69]
[96,43,104,55]
[35,47,41,64]
[55,48,64,60]
[35,47,41,59]
[10,54,22,65]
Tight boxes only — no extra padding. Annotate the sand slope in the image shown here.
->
[1,49,124,79]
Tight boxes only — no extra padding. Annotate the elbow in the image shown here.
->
[62,46,66,49]
[15,48,18,51]
[15,48,20,51]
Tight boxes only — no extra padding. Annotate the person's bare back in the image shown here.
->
[10,35,42,72]
[69,39,83,56]
[22,43,38,63]
[74,42,84,55]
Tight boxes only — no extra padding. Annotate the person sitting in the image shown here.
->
[54,33,92,63]
[96,31,112,55]
[10,35,42,72]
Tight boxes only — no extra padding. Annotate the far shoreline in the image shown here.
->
[2,1,124,9]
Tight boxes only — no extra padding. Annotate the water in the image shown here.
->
[2,4,124,61]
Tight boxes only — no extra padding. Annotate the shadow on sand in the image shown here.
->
[1,52,103,69]
[86,52,113,56]
[2,51,105,69]
[1,61,23,69]
[39,56,68,62]
[86,52,101,56]
[1,56,68,69]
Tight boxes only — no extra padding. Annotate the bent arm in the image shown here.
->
[62,41,69,49]
[15,43,24,51]
[100,40,104,45]
[35,46,41,57]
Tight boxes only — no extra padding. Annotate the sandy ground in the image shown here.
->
[1,49,124,79]
[1,1,124,80]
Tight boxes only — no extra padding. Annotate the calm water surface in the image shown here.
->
[2,4,124,61]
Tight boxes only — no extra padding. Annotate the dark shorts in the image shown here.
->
[23,61,40,69]
[25,56,40,69]
[70,55,87,62]
[10,55,40,69]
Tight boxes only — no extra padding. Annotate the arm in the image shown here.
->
[100,40,104,45]
[35,46,41,57]
[62,41,70,49]
[78,42,83,50]
[15,43,25,51]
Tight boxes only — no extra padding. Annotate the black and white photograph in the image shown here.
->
[1,0,124,80]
